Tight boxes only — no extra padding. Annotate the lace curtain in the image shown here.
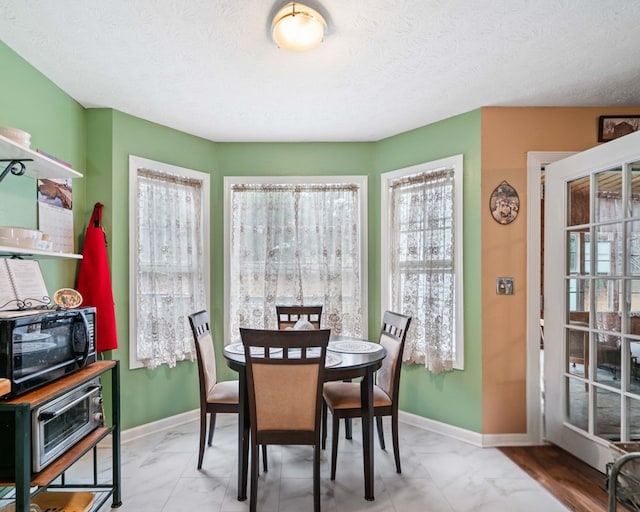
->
[390,168,455,374]
[229,182,362,342]
[135,168,207,368]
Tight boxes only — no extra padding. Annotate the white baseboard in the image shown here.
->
[398,410,534,448]
[122,409,200,443]
[398,410,483,447]
[100,409,200,447]
[106,408,533,449]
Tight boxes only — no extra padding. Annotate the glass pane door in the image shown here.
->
[544,131,640,472]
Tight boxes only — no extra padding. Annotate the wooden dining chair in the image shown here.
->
[276,304,353,438]
[276,305,323,329]
[240,327,330,512]
[188,310,267,470]
[322,310,412,478]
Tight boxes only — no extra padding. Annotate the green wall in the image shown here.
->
[86,109,221,429]
[374,111,483,431]
[0,42,87,292]
[0,41,484,433]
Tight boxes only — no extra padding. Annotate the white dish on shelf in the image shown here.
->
[0,126,31,148]
[0,227,43,250]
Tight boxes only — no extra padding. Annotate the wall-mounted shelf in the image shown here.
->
[0,134,83,184]
[0,246,82,259]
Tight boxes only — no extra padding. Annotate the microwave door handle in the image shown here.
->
[74,310,91,366]
[38,385,101,421]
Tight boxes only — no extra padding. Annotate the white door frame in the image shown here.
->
[526,151,576,444]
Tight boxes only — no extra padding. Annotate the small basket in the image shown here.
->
[31,491,94,512]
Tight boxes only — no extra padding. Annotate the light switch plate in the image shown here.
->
[496,277,514,295]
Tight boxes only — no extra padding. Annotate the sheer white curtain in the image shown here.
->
[390,169,455,373]
[135,168,207,368]
[228,182,362,341]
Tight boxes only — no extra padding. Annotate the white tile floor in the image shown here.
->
[71,414,571,512]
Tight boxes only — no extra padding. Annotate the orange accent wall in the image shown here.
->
[481,106,640,434]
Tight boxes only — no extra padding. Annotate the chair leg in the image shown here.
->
[376,416,385,450]
[250,441,259,512]
[330,413,340,480]
[321,401,327,449]
[197,410,207,469]
[313,443,321,512]
[391,411,401,473]
[342,378,353,440]
[262,444,268,473]
[208,412,216,446]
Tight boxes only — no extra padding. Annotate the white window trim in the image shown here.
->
[128,155,211,370]
[223,175,368,343]
[380,154,464,369]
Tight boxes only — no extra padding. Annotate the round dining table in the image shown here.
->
[223,334,386,502]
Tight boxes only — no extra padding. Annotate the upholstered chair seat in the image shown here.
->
[322,310,412,479]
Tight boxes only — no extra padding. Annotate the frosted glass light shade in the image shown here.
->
[272,3,327,52]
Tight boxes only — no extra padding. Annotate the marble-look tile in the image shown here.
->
[440,473,569,512]
[384,477,454,512]
[91,413,571,512]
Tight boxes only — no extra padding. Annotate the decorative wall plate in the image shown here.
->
[53,288,83,309]
[490,181,520,225]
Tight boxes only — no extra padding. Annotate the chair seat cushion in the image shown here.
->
[323,381,391,410]
[208,379,239,404]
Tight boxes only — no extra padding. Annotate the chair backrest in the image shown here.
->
[240,328,330,444]
[376,311,412,399]
[188,310,218,405]
[276,305,323,330]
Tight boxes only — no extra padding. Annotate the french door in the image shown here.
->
[544,130,640,471]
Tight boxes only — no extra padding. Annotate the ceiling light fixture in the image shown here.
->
[271,2,327,52]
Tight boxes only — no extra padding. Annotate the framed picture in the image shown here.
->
[490,181,519,225]
[598,115,640,142]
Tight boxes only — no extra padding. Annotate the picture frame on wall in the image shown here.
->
[598,115,640,142]
[489,181,519,225]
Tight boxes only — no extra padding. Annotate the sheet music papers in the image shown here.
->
[0,259,50,311]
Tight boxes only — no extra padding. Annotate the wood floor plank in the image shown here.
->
[500,444,613,512]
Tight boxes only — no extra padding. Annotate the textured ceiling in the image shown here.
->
[1,1,640,142]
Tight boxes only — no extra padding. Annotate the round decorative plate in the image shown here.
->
[327,340,382,354]
[53,288,83,309]
[325,353,342,368]
[225,342,283,356]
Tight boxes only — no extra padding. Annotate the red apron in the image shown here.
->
[76,203,118,353]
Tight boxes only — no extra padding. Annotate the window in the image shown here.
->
[129,156,210,369]
[381,155,464,372]
[224,176,367,342]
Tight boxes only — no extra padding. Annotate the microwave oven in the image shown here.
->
[0,307,97,397]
